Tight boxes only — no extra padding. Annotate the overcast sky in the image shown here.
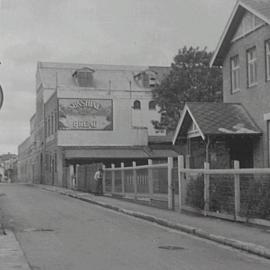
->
[0,0,236,154]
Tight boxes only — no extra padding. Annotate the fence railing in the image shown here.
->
[178,156,270,222]
[99,155,270,222]
[102,157,177,210]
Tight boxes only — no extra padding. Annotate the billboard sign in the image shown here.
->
[58,98,113,130]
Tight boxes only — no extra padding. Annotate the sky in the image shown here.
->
[0,0,236,154]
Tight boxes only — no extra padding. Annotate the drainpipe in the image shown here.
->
[205,136,211,164]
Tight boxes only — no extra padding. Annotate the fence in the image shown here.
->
[103,158,178,210]
[178,156,270,222]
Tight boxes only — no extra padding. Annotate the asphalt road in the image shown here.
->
[1,183,270,270]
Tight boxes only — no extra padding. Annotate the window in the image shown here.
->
[133,100,141,110]
[51,113,54,134]
[48,117,51,137]
[247,47,257,87]
[148,100,156,110]
[266,40,270,81]
[55,111,58,132]
[231,55,240,92]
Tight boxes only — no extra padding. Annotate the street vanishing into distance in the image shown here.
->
[1,183,270,270]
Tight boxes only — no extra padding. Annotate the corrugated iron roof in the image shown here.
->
[37,62,170,91]
[173,102,261,143]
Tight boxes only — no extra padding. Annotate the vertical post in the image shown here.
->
[234,160,240,221]
[111,164,115,194]
[69,164,74,189]
[132,161,137,200]
[102,164,106,195]
[178,155,184,212]
[204,162,210,216]
[148,159,153,201]
[168,157,173,210]
[121,162,125,195]
[74,164,79,190]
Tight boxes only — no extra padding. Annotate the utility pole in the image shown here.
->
[0,62,3,110]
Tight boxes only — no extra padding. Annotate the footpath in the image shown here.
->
[37,184,270,260]
[0,229,31,270]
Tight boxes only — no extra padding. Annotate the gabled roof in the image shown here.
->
[211,0,270,67]
[173,102,261,144]
[37,62,170,91]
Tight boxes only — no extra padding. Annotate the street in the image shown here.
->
[1,184,270,270]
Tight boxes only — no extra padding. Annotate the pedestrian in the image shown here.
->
[94,167,103,195]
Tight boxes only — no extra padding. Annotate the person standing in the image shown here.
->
[94,168,103,195]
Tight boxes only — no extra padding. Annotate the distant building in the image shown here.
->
[18,62,179,185]
[0,153,17,182]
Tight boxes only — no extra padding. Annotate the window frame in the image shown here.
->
[148,100,156,110]
[230,55,240,93]
[265,40,270,81]
[133,100,141,110]
[247,47,258,88]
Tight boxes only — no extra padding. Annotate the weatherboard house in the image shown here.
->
[174,0,270,168]
[18,62,179,185]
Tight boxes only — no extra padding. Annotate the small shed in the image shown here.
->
[173,102,262,168]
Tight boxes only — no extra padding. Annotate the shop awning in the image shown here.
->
[64,147,179,160]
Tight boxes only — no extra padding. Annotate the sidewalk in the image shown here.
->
[38,184,270,259]
[0,230,31,270]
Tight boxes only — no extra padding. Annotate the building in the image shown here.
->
[174,0,270,168]
[0,153,17,182]
[18,62,179,185]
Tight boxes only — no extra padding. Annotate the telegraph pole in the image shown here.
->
[0,62,3,110]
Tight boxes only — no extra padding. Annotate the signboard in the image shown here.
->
[58,98,113,130]
[0,85,3,110]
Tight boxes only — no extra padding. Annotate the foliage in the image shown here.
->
[185,175,204,210]
[240,176,270,220]
[152,46,223,130]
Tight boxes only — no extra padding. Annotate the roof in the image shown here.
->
[64,146,178,159]
[173,102,262,144]
[211,0,270,67]
[37,62,170,91]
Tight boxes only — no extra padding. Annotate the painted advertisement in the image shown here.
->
[58,98,113,130]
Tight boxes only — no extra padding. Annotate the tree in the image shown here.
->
[152,46,223,131]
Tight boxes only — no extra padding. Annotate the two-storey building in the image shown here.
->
[19,62,179,185]
[174,0,270,168]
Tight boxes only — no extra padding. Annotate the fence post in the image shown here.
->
[234,160,240,221]
[168,157,173,210]
[111,164,115,194]
[132,161,137,200]
[204,162,210,216]
[178,155,184,212]
[121,162,125,195]
[75,164,79,190]
[148,159,153,202]
[102,164,106,195]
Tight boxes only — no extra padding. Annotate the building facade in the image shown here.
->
[18,62,179,185]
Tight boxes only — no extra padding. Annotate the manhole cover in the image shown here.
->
[158,245,185,250]
[23,228,54,232]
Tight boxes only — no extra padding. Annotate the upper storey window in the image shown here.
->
[73,67,95,87]
[230,55,240,92]
[247,47,257,87]
[266,40,270,81]
[148,100,156,110]
[133,100,141,110]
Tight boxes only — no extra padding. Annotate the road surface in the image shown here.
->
[1,183,270,270]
